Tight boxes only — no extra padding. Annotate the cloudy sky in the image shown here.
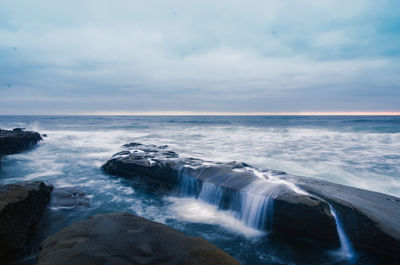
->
[0,0,399,114]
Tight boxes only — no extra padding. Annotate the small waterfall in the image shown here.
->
[239,192,274,231]
[198,182,224,206]
[178,168,198,196]
[329,204,355,259]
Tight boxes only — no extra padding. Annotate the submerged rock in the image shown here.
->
[0,129,42,167]
[36,212,240,265]
[50,187,90,209]
[102,143,400,261]
[0,181,52,263]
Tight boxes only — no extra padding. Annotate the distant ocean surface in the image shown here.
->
[1,115,399,265]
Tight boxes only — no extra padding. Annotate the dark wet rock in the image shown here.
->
[50,187,90,208]
[103,143,400,260]
[0,181,52,263]
[102,143,339,246]
[36,212,240,265]
[0,129,42,167]
[283,175,400,261]
[272,190,338,244]
[0,129,42,155]
[122,142,142,148]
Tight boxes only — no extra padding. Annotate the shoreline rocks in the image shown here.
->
[0,129,42,168]
[102,143,340,246]
[0,181,52,263]
[102,142,400,261]
[36,212,241,265]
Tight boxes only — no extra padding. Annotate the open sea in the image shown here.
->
[0,115,399,265]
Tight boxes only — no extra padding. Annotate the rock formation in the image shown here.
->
[0,129,42,167]
[102,142,400,261]
[36,212,241,265]
[0,181,52,263]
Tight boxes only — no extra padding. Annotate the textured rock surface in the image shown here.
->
[0,181,52,262]
[102,142,400,260]
[37,212,241,265]
[50,187,90,209]
[283,174,400,261]
[0,129,42,155]
[0,129,42,167]
[102,143,339,245]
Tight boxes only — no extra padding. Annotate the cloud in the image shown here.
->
[0,0,399,114]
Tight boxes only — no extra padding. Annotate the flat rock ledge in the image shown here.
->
[102,142,400,261]
[102,143,339,246]
[283,174,400,261]
[0,128,42,167]
[36,212,241,265]
[0,181,52,263]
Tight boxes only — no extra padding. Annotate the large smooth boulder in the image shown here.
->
[36,212,241,265]
[0,181,52,262]
[102,143,339,246]
[102,142,400,261]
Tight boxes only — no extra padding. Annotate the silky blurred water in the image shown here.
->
[0,115,399,265]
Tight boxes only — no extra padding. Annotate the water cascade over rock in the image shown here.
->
[329,204,354,259]
[102,142,400,262]
[103,143,339,244]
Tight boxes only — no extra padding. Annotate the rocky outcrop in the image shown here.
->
[283,174,400,262]
[0,181,52,262]
[102,142,400,261]
[36,212,241,265]
[0,129,42,167]
[102,143,339,246]
[50,187,90,209]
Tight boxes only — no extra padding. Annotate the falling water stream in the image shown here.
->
[329,204,355,259]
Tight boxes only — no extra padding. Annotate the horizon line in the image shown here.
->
[2,111,400,116]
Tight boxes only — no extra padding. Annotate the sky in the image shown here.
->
[0,0,399,115]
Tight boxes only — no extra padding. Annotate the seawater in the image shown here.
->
[0,115,399,265]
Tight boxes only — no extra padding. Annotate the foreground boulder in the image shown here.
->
[36,212,241,265]
[0,181,52,262]
[102,142,400,261]
[0,129,42,167]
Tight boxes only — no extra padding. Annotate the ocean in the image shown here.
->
[1,115,399,265]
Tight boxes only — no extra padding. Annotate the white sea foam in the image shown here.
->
[165,196,265,238]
